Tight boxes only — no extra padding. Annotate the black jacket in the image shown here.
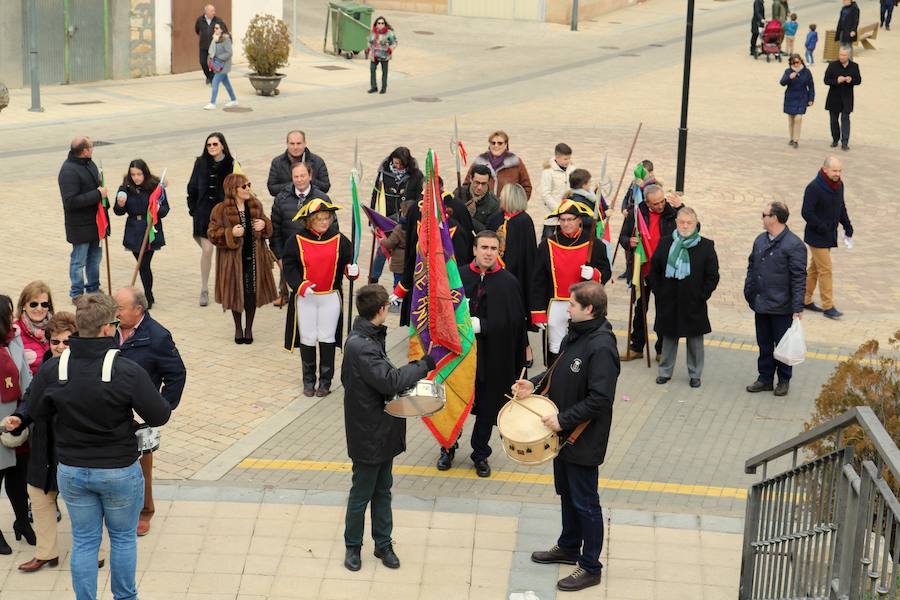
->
[13,350,57,492]
[752,0,766,30]
[530,318,619,466]
[618,201,680,251]
[744,227,807,315]
[341,318,432,464]
[27,336,171,469]
[115,313,187,410]
[835,2,860,43]
[59,152,105,244]
[195,14,226,50]
[113,184,169,251]
[802,170,853,248]
[187,154,235,239]
[371,159,424,218]
[824,59,861,113]
[270,183,332,259]
[648,236,720,338]
[266,149,331,197]
[453,186,500,233]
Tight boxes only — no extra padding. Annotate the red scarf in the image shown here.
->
[821,168,842,191]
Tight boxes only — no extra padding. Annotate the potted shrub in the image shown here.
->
[243,14,291,96]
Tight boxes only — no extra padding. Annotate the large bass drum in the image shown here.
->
[497,395,560,466]
[384,379,446,418]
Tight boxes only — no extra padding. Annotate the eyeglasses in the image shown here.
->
[762,213,773,218]
[28,301,51,309]
[206,142,221,147]
[489,141,506,146]
[49,338,70,347]
[108,319,120,329]
[240,183,252,189]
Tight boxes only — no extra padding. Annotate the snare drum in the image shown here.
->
[384,379,446,418]
[497,394,560,466]
[135,424,160,454]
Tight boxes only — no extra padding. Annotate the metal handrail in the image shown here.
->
[744,406,900,484]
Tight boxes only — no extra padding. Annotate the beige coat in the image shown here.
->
[540,158,576,224]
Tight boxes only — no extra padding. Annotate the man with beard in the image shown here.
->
[266,130,331,196]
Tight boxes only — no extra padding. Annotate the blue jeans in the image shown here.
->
[554,458,603,574]
[805,48,814,64]
[58,462,144,600]
[754,313,794,384]
[371,250,387,280]
[69,241,103,298]
[210,72,236,104]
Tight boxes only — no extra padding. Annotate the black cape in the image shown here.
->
[486,210,537,328]
[461,263,527,425]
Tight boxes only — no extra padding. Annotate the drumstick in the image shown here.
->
[504,394,545,419]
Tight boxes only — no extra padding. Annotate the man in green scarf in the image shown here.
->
[647,207,720,388]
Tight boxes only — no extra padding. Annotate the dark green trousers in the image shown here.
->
[344,459,393,548]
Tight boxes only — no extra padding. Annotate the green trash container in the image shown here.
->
[328,1,373,58]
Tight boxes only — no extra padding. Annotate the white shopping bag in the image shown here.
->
[774,318,807,366]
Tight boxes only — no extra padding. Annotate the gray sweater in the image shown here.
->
[208,34,233,74]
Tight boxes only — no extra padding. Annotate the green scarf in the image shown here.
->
[665,229,700,279]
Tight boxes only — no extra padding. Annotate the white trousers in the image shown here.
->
[296,291,340,345]
[547,300,570,353]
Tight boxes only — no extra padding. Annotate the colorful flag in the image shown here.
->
[362,205,397,259]
[457,140,468,166]
[409,149,477,450]
[630,184,651,298]
[96,168,109,240]
[146,173,167,247]
[350,171,362,263]
[374,179,388,216]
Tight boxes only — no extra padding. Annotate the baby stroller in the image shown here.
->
[757,19,784,62]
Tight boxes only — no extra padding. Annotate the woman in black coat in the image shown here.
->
[186,132,239,307]
[369,147,424,282]
[648,208,719,387]
[113,160,168,308]
[780,54,815,148]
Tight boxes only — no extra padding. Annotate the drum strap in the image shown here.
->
[539,353,592,447]
[566,421,591,445]
[58,349,119,384]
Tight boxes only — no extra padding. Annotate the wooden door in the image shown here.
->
[171,0,232,74]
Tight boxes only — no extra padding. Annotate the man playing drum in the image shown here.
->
[513,281,619,592]
[340,284,435,572]
[435,230,527,476]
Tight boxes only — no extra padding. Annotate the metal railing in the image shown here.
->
[741,407,900,600]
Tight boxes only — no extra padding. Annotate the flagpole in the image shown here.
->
[99,161,112,295]
[625,284,635,357]
[640,275,651,368]
[130,169,166,288]
[609,122,642,212]
[453,117,462,191]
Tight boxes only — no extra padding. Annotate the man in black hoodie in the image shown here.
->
[24,293,170,600]
[58,136,108,300]
[514,281,619,593]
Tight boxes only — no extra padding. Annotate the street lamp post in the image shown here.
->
[27,0,43,112]
[675,0,695,192]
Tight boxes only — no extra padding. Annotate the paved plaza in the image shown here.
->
[0,0,897,597]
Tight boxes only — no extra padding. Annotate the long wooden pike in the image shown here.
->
[347,138,360,338]
[99,159,112,295]
[609,122,642,211]
[452,116,462,191]
[131,168,167,287]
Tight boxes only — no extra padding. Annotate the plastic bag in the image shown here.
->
[774,318,806,366]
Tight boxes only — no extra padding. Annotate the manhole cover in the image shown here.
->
[411,97,441,103]
[413,30,434,35]
[223,106,253,113]
[62,100,104,106]
[599,45,620,50]
[488,45,504,50]
[314,65,349,71]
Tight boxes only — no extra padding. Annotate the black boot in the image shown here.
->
[437,447,455,471]
[317,342,336,397]
[0,530,10,555]
[300,344,317,397]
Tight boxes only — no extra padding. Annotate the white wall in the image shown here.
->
[231,0,284,62]
[154,0,172,75]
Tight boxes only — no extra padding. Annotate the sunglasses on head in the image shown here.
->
[28,301,51,309]
[49,338,70,346]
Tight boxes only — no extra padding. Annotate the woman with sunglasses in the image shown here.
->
[366,16,397,94]
[14,282,54,375]
[114,160,168,309]
[780,53,815,147]
[188,132,240,307]
[0,294,35,554]
[208,173,278,344]
[465,130,532,199]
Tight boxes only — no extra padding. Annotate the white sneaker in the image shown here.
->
[224,100,239,108]
[203,103,216,110]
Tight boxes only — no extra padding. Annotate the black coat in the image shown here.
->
[486,210,538,327]
[530,318,618,466]
[398,195,476,326]
[195,14,226,50]
[824,59,861,113]
[461,264,526,425]
[618,201,680,252]
[270,183,332,259]
[187,154,235,238]
[13,351,56,492]
[371,159,424,218]
[115,313,187,410]
[835,2,860,43]
[453,186,500,232]
[113,185,169,251]
[744,227,807,315]
[752,0,766,30]
[266,149,331,197]
[58,152,105,244]
[341,318,432,464]
[648,236,720,338]
[801,170,854,248]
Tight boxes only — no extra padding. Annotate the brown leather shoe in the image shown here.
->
[315,387,331,397]
[19,557,59,572]
[619,350,644,362]
[557,566,602,591]
[137,520,150,536]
